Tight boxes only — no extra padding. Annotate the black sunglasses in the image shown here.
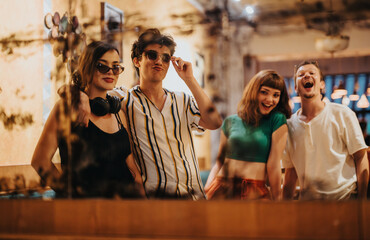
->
[144,50,171,63]
[96,62,124,75]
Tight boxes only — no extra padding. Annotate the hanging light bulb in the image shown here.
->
[342,95,350,106]
[349,90,359,101]
[333,80,347,96]
[366,83,370,96]
[331,92,342,100]
[357,94,370,109]
[289,99,294,110]
[292,96,301,103]
[349,78,360,101]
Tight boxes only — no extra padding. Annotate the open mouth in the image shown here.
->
[262,103,273,109]
[304,82,314,88]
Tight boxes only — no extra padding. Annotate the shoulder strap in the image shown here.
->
[114,113,124,130]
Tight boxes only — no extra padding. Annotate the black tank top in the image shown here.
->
[57,115,136,198]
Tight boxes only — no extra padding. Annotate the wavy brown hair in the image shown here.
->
[72,41,119,92]
[237,70,291,126]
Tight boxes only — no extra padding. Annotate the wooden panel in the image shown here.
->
[362,201,370,240]
[0,199,366,239]
[259,55,370,77]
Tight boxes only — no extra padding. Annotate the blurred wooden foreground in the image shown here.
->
[0,199,369,240]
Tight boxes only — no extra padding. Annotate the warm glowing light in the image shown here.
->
[315,35,349,53]
[333,89,347,96]
[245,6,254,15]
[292,96,301,103]
[349,94,360,101]
[289,99,294,110]
[357,94,370,109]
[342,96,350,106]
[332,80,347,97]
[331,92,342,100]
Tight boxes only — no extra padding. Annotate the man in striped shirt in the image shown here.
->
[113,29,222,199]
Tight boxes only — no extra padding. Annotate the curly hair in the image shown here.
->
[237,70,292,126]
[131,28,176,76]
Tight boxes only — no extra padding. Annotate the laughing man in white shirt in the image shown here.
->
[282,60,369,200]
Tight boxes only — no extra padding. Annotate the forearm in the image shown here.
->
[267,165,282,200]
[134,177,146,198]
[133,169,146,198]
[354,149,369,199]
[267,126,287,200]
[108,86,126,98]
[282,168,297,199]
[184,77,222,130]
[31,103,61,186]
[204,161,222,190]
[31,155,61,187]
[126,154,146,198]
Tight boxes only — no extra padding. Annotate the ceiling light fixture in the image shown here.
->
[315,35,349,54]
[245,5,254,15]
[357,94,370,109]
[331,92,342,100]
[342,95,350,106]
[349,90,360,101]
[333,80,347,96]
[366,83,370,96]
[292,96,301,103]
[314,0,349,54]
[349,78,359,101]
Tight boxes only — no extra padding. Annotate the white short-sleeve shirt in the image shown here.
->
[283,102,367,200]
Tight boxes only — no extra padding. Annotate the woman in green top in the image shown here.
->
[204,70,292,200]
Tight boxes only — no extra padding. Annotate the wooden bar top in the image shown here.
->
[0,199,369,239]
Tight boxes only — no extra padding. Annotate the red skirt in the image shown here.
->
[206,177,270,200]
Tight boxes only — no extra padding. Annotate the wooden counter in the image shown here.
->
[0,199,369,239]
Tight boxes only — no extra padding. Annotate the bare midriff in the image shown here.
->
[216,158,266,180]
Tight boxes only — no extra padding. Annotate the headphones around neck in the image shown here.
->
[89,94,121,116]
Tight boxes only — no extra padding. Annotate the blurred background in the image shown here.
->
[1,0,370,195]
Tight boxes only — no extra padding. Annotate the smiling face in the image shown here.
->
[295,64,324,99]
[91,50,120,92]
[133,43,171,84]
[258,86,281,115]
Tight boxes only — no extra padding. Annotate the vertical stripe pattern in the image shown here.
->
[115,86,205,200]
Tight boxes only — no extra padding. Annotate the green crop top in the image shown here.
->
[222,111,287,163]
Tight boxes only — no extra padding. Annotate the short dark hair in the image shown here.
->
[131,28,176,76]
[294,60,324,82]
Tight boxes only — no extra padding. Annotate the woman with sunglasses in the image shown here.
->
[204,70,291,200]
[31,41,145,198]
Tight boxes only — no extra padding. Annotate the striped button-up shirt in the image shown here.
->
[115,86,205,200]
